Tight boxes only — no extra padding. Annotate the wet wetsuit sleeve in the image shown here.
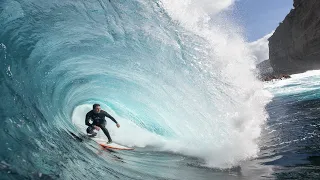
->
[85,112,93,127]
[103,111,118,124]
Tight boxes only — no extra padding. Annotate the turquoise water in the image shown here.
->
[2,0,319,179]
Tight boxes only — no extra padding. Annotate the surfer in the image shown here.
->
[85,104,120,143]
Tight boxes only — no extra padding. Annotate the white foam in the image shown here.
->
[264,70,320,96]
[156,0,270,168]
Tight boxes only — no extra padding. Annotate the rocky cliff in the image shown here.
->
[256,59,273,76]
[268,0,320,75]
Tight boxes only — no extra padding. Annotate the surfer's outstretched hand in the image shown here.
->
[116,123,120,128]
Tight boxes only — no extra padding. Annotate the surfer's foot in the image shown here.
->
[107,141,112,144]
[87,132,97,137]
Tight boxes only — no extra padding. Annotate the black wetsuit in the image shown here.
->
[85,110,118,141]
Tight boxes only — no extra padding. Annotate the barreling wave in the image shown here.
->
[0,0,270,178]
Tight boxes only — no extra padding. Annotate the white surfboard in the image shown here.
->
[91,137,134,150]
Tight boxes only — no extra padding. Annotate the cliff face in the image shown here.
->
[268,0,320,75]
[256,59,273,77]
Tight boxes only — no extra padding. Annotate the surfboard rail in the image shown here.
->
[91,137,134,150]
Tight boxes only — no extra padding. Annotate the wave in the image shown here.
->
[0,0,269,173]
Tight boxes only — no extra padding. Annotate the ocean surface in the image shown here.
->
[1,0,320,179]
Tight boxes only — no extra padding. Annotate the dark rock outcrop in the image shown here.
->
[256,59,274,77]
[256,60,291,81]
[268,0,320,75]
[261,74,291,82]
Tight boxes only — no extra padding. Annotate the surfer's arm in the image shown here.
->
[103,111,118,124]
[85,112,93,127]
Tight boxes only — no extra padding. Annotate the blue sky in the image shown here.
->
[232,0,293,42]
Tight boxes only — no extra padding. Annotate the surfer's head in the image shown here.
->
[93,104,101,113]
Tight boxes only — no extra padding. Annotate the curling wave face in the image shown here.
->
[0,1,269,178]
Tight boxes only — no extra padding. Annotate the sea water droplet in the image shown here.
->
[0,43,7,59]
[6,65,12,77]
